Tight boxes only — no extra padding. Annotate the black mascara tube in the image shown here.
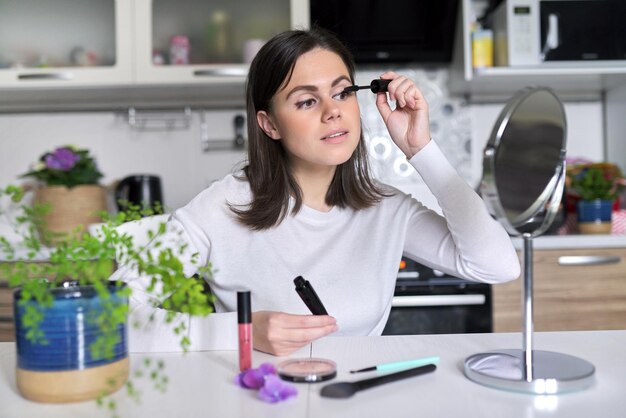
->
[294,276,328,315]
[342,79,391,94]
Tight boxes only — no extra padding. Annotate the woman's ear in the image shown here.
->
[256,111,281,140]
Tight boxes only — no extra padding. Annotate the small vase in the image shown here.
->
[34,185,107,245]
[576,199,613,234]
[14,283,129,403]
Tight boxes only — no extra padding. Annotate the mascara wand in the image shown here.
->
[342,79,391,94]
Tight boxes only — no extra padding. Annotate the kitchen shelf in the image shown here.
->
[475,62,626,77]
[449,0,626,100]
[0,83,247,113]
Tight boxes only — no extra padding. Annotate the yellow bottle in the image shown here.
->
[472,29,494,70]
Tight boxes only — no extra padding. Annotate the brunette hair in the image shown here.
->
[231,27,387,230]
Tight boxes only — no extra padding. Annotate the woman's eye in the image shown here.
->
[295,98,317,109]
[333,90,354,101]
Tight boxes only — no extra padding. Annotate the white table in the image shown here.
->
[2,330,625,418]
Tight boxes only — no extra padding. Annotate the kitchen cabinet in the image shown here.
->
[0,0,309,110]
[0,0,133,88]
[0,265,24,342]
[134,0,309,85]
[493,247,626,332]
[449,0,626,100]
[0,282,11,342]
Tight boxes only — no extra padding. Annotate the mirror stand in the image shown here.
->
[464,176,595,394]
[464,233,595,394]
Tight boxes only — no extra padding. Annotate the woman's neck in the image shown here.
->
[293,165,336,212]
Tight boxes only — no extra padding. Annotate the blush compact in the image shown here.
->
[277,358,337,383]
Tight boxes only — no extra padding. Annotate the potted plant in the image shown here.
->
[20,145,107,245]
[567,162,626,234]
[0,185,212,409]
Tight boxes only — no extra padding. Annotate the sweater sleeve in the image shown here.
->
[401,140,520,283]
[111,215,238,353]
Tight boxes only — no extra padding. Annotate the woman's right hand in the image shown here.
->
[252,311,338,356]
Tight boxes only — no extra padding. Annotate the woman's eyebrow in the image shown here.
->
[285,75,351,99]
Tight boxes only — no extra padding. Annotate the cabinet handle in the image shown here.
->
[391,294,486,307]
[558,255,621,266]
[193,68,247,77]
[18,73,74,80]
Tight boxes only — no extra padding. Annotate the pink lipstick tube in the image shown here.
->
[237,291,252,371]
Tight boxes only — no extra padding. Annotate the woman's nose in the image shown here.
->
[322,99,341,121]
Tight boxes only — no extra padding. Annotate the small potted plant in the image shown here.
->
[567,162,626,234]
[0,185,212,409]
[20,145,106,245]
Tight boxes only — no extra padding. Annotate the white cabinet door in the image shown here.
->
[134,0,307,85]
[0,0,132,88]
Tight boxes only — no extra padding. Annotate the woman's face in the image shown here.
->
[257,48,361,174]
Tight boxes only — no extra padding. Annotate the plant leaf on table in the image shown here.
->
[0,185,214,414]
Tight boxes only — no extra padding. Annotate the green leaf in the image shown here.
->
[1,185,215,411]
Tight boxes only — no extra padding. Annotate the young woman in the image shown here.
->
[121,28,520,356]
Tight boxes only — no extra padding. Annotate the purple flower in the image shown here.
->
[257,374,298,403]
[234,363,297,404]
[45,147,80,171]
[258,362,277,376]
[236,368,265,389]
[234,362,277,389]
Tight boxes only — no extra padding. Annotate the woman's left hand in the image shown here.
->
[375,71,431,159]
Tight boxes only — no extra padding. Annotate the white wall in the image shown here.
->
[606,83,626,175]
[0,110,247,211]
[470,101,605,186]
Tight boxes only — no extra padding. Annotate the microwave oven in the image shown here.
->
[489,0,626,66]
[310,0,459,64]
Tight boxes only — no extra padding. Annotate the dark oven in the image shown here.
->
[383,257,492,335]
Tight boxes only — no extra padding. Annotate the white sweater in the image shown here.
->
[121,140,520,353]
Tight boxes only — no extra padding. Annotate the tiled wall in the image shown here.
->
[356,68,473,211]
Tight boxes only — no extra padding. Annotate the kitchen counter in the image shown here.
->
[3,236,624,263]
[512,233,626,250]
[1,330,625,418]
[5,233,624,262]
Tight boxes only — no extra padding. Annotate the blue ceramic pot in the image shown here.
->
[576,199,613,234]
[14,282,129,403]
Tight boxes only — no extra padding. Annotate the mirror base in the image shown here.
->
[464,349,595,394]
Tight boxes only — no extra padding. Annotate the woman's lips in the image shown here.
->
[321,130,348,144]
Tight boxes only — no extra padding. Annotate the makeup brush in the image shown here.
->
[342,79,391,94]
[320,363,437,399]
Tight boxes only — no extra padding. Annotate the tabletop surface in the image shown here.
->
[1,330,625,418]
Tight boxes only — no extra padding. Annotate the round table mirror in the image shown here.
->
[464,87,595,394]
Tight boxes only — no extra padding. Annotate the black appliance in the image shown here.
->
[114,174,164,214]
[310,0,459,64]
[383,256,492,335]
[540,0,626,61]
